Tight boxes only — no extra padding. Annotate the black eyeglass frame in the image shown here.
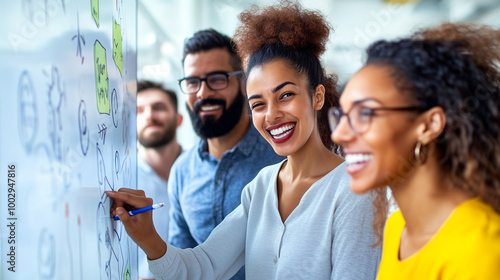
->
[178,71,243,95]
[328,105,425,134]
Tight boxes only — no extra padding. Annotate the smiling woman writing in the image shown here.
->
[106,1,381,279]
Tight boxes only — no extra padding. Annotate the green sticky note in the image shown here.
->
[91,0,99,27]
[94,40,109,114]
[123,261,131,280]
[113,20,123,76]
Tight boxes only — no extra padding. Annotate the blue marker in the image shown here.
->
[112,202,164,221]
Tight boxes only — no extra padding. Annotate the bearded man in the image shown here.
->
[136,80,183,280]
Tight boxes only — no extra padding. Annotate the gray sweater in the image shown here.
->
[149,161,381,280]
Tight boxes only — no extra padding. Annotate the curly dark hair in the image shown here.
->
[233,0,339,151]
[137,80,179,112]
[365,23,500,235]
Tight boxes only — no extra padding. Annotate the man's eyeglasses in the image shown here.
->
[328,103,424,134]
[178,71,242,95]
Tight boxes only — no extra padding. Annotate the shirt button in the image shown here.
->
[274,257,278,263]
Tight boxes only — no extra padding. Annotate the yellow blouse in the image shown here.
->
[377,198,500,280]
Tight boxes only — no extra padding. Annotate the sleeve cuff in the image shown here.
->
[148,244,180,277]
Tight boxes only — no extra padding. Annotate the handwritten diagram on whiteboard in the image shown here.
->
[0,0,137,279]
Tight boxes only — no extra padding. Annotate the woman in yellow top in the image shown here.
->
[330,23,500,279]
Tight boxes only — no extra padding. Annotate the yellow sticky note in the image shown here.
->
[91,0,99,27]
[113,20,123,76]
[94,40,110,114]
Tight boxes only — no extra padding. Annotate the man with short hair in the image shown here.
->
[168,29,285,280]
[136,80,183,280]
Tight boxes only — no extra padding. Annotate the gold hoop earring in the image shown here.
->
[414,141,426,165]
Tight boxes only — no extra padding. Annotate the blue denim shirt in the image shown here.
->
[168,124,285,279]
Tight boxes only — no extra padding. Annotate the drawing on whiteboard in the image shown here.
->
[44,66,76,191]
[78,100,90,155]
[98,123,108,145]
[38,228,56,279]
[45,66,65,162]
[111,88,119,128]
[72,12,85,64]
[114,148,132,185]
[114,151,120,178]
[96,143,113,194]
[2,1,138,278]
[96,200,125,280]
[94,40,110,114]
[17,70,38,153]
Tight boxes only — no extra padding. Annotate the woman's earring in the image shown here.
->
[414,141,427,165]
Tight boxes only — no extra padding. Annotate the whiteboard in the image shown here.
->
[0,0,138,279]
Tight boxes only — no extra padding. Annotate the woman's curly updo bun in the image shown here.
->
[234,1,330,61]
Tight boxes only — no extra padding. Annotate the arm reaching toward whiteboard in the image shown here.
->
[106,189,167,260]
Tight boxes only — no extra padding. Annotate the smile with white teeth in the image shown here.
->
[345,154,373,165]
[200,105,222,111]
[269,124,295,139]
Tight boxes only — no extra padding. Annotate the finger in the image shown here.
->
[106,190,152,209]
[106,189,152,219]
[115,206,132,224]
[106,191,127,215]
[116,187,146,196]
[107,188,146,211]
[106,188,145,214]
